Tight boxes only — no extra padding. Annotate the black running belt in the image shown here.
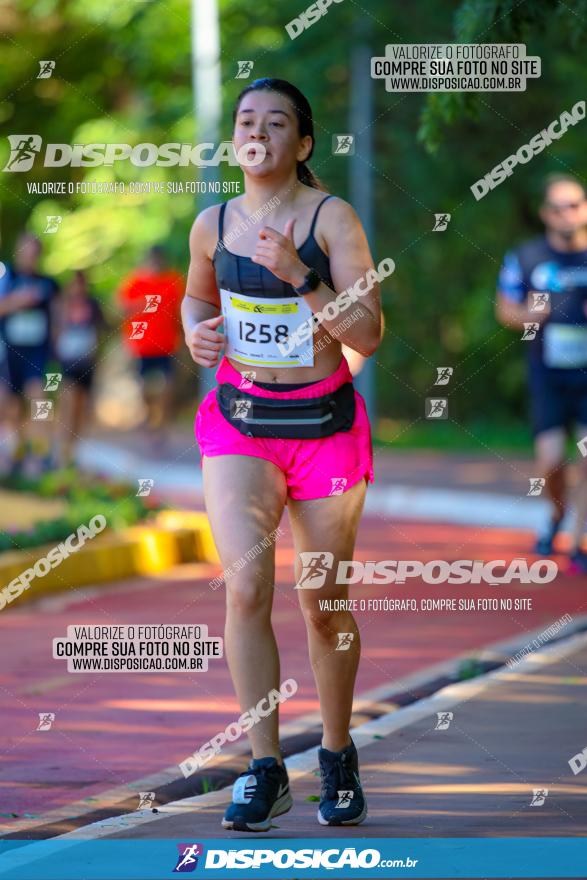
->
[251,379,320,391]
[216,381,356,439]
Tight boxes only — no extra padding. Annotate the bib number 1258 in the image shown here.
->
[239,321,289,345]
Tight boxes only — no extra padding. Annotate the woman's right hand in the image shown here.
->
[185,314,225,368]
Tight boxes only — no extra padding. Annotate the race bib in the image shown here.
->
[543,323,587,369]
[4,310,48,346]
[56,326,98,362]
[220,289,314,368]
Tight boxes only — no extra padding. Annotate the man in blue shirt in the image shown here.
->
[496,174,587,572]
[0,233,59,476]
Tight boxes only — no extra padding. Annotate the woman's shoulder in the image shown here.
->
[194,196,244,224]
[190,201,228,255]
[191,197,246,240]
[307,193,358,244]
[307,191,355,222]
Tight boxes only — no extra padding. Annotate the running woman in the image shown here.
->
[182,79,382,832]
[496,174,587,572]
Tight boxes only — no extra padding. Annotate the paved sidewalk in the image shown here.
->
[78,431,587,531]
[83,427,539,496]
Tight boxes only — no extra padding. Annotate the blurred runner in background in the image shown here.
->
[0,233,59,477]
[54,270,105,468]
[496,174,587,573]
[117,245,184,450]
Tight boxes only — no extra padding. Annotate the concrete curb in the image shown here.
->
[0,511,218,606]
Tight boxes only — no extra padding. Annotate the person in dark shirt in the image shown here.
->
[496,174,587,572]
[54,270,105,467]
[0,233,59,476]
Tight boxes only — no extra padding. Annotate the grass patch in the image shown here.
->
[0,468,163,553]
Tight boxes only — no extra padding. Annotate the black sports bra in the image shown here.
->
[212,195,334,298]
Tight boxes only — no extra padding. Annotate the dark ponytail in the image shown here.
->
[233,77,327,191]
[296,160,324,190]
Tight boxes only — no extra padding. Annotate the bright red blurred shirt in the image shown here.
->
[118,269,184,357]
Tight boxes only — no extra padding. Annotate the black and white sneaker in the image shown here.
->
[317,738,367,826]
[222,757,292,832]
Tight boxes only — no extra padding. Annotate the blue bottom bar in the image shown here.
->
[0,837,586,879]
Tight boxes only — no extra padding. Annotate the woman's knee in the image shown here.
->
[301,603,355,638]
[225,572,272,617]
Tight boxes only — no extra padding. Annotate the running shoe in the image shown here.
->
[568,549,587,575]
[222,757,292,832]
[317,738,367,826]
[534,515,563,555]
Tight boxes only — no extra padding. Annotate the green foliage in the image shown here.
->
[0,0,584,431]
[456,657,484,680]
[0,469,162,552]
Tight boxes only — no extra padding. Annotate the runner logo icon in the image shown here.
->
[173,843,203,872]
[433,213,451,231]
[336,632,354,651]
[236,60,254,79]
[336,790,354,808]
[32,400,53,420]
[130,321,148,339]
[329,477,348,495]
[239,371,256,389]
[3,134,42,171]
[530,788,548,806]
[434,367,453,385]
[295,552,334,589]
[530,291,550,311]
[435,711,453,730]
[521,322,539,341]
[38,61,55,79]
[527,478,545,496]
[231,399,252,419]
[425,398,448,419]
[44,215,62,233]
[44,373,62,391]
[36,712,55,731]
[144,294,161,313]
[332,134,355,155]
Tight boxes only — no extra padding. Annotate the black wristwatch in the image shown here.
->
[293,268,321,295]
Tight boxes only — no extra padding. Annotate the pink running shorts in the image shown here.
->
[195,355,374,500]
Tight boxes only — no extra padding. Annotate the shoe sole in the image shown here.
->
[317,804,368,826]
[222,791,293,832]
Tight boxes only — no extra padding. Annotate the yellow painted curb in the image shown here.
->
[155,510,219,564]
[0,511,219,609]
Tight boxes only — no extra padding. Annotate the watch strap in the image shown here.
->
[293,268,321,295]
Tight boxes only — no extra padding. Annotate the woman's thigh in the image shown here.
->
[202,454,288,591]
[288,479,367,608]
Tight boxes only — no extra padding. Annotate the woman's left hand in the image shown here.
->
[251,219,308,288]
